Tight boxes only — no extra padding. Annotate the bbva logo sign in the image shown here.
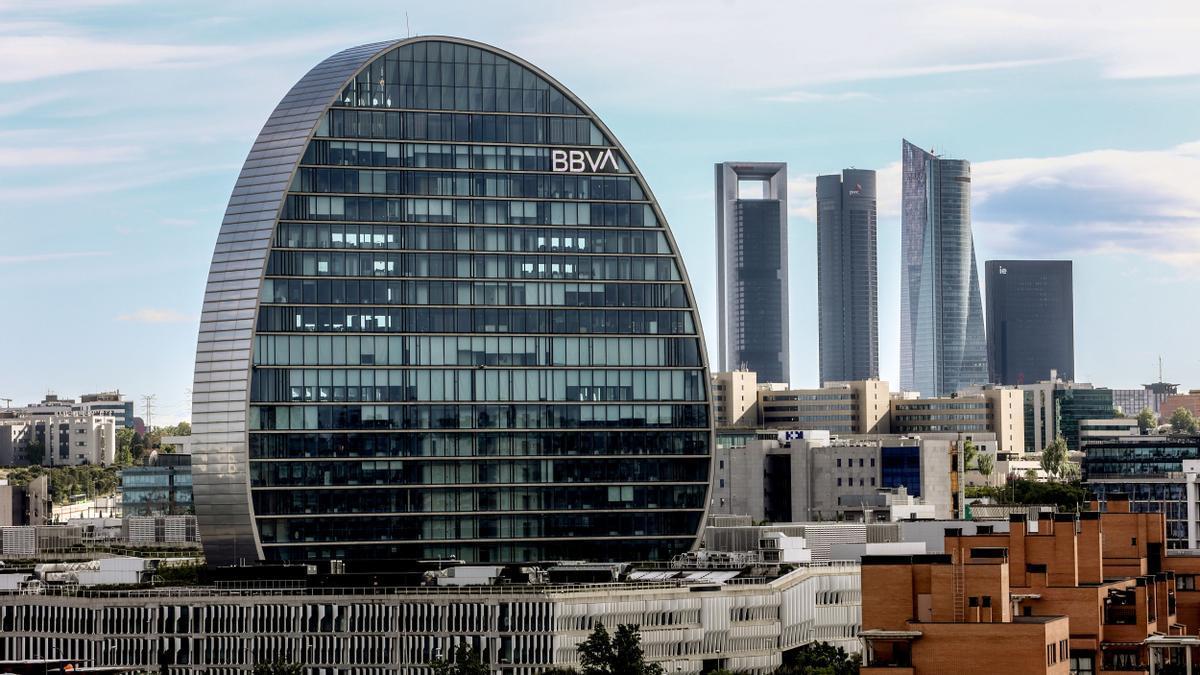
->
[551,148,620,174]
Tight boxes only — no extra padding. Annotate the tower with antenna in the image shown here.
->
[1143,356,1179,396]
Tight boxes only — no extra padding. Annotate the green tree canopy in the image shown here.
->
[1040,436,1069,480]
[24,440,45,465]
[252,661,302,675]
[777,641,861,675]
[961,439,978,471]
[965,478,1086,511]
[976,453,994,482]
[431,644,489,675]
[578,623,662,675]
[1137,407,1158,433]
[1170,407,1199,435]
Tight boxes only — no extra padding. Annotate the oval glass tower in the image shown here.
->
[192,37,713,564]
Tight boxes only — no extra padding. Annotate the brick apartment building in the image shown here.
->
[860,495,1200,674]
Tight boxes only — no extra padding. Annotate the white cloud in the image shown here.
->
[786,161,901,222]
[763,90,875,104]
[0,144,142,167]
[116,308,196,324]
[510,0,1199,101]
[0,251,110,264]
[0,92,68,117]
[0,35,237,83]
[790,141,1200,269]
[971,142,1200,267]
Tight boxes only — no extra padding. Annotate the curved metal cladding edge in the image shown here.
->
[192,36,714,565]
[191,40,402,565]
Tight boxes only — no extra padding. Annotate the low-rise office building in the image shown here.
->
[1021,377,1116,451]
[710,432,958,521]
[2,392,135,429]
[121,451,193,516]
[0,557,861,673]
[1113,387,1169,417]
[758,380,890,435]
[891,385,1024,454]
[710,371,890,434]
[711,370,760,427]
[860,497,1197,674]
[1083,435,1200,549]
[1079,418,1139,446]
[77,391,135,429]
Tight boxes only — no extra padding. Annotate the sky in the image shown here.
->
[2,0,1200,425]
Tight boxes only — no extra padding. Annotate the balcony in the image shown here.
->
[861,630,919,673]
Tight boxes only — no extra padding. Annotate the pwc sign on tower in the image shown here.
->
[551,148,621,173]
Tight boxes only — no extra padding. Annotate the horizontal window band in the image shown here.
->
[252,507,703,518]
[259,533,699,547]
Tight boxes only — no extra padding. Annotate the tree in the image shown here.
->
[1040,436,1069,480]
[577,623,662,675]
[1061,461,1081,480]
[431,644,489,675]
[976,453,995,486]
[1170,407,1199,435]
[778,642,861,675]
[252,662,302,675]
[961,439,978,471]
[1137,407,1158,434]
[24,440,45,465]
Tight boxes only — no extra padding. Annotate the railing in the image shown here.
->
[0,562,861,599]
[1105,605,1137,625]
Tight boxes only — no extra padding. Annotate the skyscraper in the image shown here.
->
[900,140,988,397]
[191,37,713,565]
[816,169,878,384]
[985,260,1074,385]
[715,162,789,383]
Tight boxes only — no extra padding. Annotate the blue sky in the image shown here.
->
[2,1,1199,424]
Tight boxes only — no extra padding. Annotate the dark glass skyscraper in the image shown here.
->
[816,169,878,384]
[900,140,987,397]
[192,37,713,565]
[715,162,789,383]
[985,260,1074,385]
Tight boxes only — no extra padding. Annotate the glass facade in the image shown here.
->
[1056,388,1115,451]
[985,260,1074,385]
[121,454,193,517]
[715,163,789,383]
[816,169,879,385]
[1083,438,1200,548]
[193,37,712,565]
[900,140,988,397]
[880,446,922,497]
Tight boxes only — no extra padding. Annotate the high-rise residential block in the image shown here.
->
[816,169,878,384]
[716,162,789,383]
[900,140,988,397]
[985,260,1074,385]
[191,37,713,565]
